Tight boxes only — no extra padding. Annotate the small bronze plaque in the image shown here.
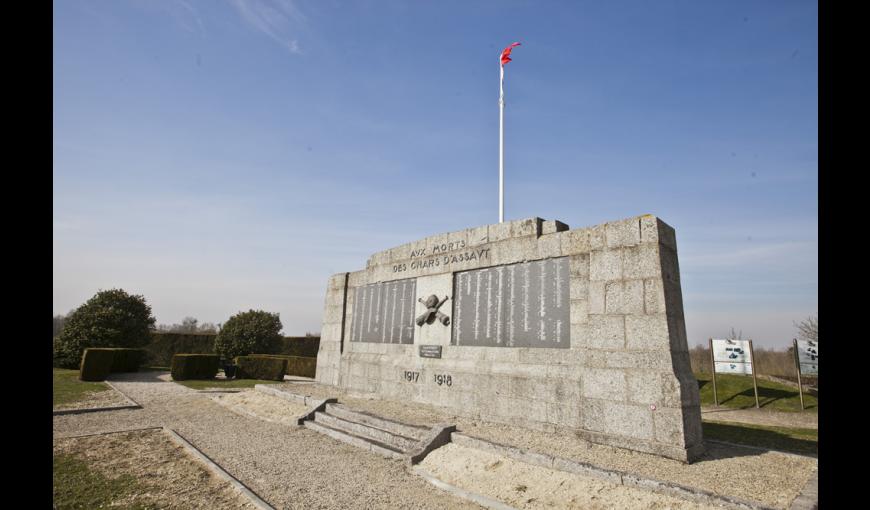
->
[419,345,443,358]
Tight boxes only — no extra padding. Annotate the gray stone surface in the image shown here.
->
[315,214,704,462]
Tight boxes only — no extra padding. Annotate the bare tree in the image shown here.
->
[795,315,818,342]
[198,322,218,334]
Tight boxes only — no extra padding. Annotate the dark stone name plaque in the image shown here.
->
[451,257,570,348]
[419,345,443,358]
[350,278,416,344]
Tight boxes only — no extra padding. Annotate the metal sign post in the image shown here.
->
[709,337,718,406]
[748,339,760,408]
[793,338,805,411]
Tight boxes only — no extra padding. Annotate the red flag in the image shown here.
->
[500,42,521,66]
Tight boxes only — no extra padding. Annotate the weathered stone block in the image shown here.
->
[582,368,627,401]
[582,399,654,440]
[323,304,345,324]
[512,217,543,238]
[575,315,625,349]
[488,221,512,242]
[589,249,622,281]
[542,220,569,234]
[587,281,605,314]
[537,233,562,258]
[606,218,641,248]
[569,299,589,325]
[639,215,659,244]
[622,244,661,280]
[625,314,670,350]
[569,254,590,277]
[604,280,644,314]
[626,371,663,405]
[643,279,665,314]
[584,350,673,371]
[468,225,489,246]
[653,407,686,445]
[561,229,591,254]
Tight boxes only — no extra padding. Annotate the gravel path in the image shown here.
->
[421,443,721,510]
[700,406,818,430]
[270,381,816,509]
[54,371,479,510]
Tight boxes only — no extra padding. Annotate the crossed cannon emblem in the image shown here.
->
[416,294,450,327]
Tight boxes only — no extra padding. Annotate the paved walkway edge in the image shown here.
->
[788,467,818,510]
[105,380,144,407]
[452,433,779,510]
[162,427,275,510]
[54,426,164,440]
[411,465,519,510]
[53,404,141,416]
[53,379,144,416]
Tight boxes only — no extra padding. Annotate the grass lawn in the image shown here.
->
[53,368,110,407]
[174,378,284,390]
[53,453,150,510]
[702,421,818,456]
[696,372,817,412]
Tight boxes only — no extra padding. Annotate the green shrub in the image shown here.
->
[108,348,145,372]
[170,354,220,381]
[53,289,156,369]
[235,355,287,381]
[214,310,283,361]
[79,349,115,381]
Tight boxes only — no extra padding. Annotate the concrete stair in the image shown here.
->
[302,403,430,460]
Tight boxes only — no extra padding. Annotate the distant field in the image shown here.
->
[696,372,817,412]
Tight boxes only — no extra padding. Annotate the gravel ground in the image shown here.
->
[54,385,133,411]
[270,381,816,509]
[54,372,480,510]
[421,443,723,510]
[700,406,818,429]
[210,389,310,426]
[54,429,257,509]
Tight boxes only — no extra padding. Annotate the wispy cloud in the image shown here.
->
[230,0,306,54]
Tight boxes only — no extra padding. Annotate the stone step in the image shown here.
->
[314,411,420,452]
[324,403,430,441]
[303,420,406,460]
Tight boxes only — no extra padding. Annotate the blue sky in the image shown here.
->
[53,1,817,348]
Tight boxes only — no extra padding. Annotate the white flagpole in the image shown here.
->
[499,62,505,224]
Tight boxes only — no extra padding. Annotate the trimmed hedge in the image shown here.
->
[79,349,115,382]
[144,333,216,367]
[255,355,316,378]
[171,354,220,381]
[109,348,145,373]
[142,333,320,367]
[276,337,320,358]
[235,355,287,381]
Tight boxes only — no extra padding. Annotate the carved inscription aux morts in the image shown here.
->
[393,239,491,273]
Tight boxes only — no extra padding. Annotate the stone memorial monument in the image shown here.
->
[315,215,704,462]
